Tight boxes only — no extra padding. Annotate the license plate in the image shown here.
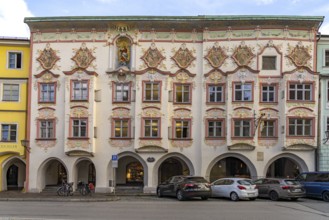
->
[248,193,255,196]
[293,189,302,192]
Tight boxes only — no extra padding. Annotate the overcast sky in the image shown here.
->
[1,0,329,38]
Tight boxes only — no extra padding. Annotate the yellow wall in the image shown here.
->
[0,39,29,191]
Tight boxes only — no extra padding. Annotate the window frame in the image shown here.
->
[142,81,161,103]
[232,82,254,102]
[112,82,131,103]
[206,83,225,104]
[38,82,57,104]
[173,119,192,140]
[232,118,254,139]
[259,119,278,139]
[1,124,17,142]
[8,51,22,69]
[173,83,192,104]
[324,49,329,67]
[141,117,161,139]
[205,119,225,139]
[287,81,314,102]
[69,118,89,139]
[2,83,20,102]
[260,83,278,103]
[70,80,89,102]
[287,117,315,137]
[37,119,56,140]
[111,118,131,139]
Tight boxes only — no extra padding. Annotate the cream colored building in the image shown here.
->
[24,16,323,193]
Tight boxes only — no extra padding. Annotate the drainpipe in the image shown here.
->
[316,32,322,171]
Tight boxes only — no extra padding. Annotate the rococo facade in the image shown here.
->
[22,16,323,193]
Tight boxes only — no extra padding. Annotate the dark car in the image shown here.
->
[253,178,305,201]
[296,172,329,202]
[156,175,212,201]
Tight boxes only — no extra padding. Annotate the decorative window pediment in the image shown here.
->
[282,144,315,151]
[228,143,255,151]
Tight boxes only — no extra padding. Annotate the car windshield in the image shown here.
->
[237,180,252,185]
[185,177,207,183]
[284,180,300,185]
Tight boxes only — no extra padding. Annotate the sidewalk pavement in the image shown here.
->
[0,190,155,202]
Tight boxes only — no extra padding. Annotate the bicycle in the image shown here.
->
[57,180,74,196]
[77,181,94,196]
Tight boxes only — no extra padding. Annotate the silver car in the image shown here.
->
[253,178,305,201]
[211,178,258,201]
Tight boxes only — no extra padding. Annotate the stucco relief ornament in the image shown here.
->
[35,140,57,152]
[171,43,196,69]
[287,42,311,68]
[209,71,222,83]
[205,139,226,147]
[232,43,255,66]
[205,42,228,68]
[67,140,90,149]
[296,72,306,83]
[37,43,60,70]
[141,43,165,68]
[72,43,96,69]
[237,71,248,84]
[109,139,133,148]
[71,108,89,118]
[171,140,193,148]
[176,71,190,83]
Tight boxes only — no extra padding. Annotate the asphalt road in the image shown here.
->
[0,197,328,220]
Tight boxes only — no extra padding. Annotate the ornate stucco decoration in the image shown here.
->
[286,42,312,68]
[205,43,228,68]
[141,107,162,118]
[171,140,193,148]
[137,141,166,152]
[206,108,226,119]
[205,139,226,147]
[259,108,279,118]
[173,108,192,119]
[109,139,133,148]
[233,107,253,118]
[288,107,314,117]
[232,43,255,67]
[258,139,278,148]
[71,106,89,118]
[141,43,165,69]
[283,144,316,151]
[175,71,190,83]
[35,139,57,152]
[72,43,96,69]
[208,71,222,83]
[228,143,255,151]
[111,107,130,118]
[37,43,60,70]
[37,107,56,119]
[66,140,92,156]
[171,43,196,69]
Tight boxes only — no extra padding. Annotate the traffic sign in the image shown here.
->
[112,155,118,161]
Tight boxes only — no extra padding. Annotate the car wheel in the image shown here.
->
[291,198,298,201]
[176,190,185,201]
[201,196,208,200]
[322,191,329,202]
[249,197,256,201]
[230,192,239,201]
[156,188,162,198]
[269,191,279,201]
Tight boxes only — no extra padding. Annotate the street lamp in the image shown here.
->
[21,139,31,152]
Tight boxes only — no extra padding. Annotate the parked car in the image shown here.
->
[295,172,329,202]
[156,175,212,201]
[210,178,258,201]
[253,178,305,201]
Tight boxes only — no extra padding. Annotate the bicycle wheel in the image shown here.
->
[57,187,64,196]
[81,187,87,196]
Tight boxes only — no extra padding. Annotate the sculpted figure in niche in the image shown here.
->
[117,37,131,67]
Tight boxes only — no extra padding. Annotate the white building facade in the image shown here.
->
[24,16,323,193]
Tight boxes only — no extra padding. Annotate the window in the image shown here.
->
[114,119,129,138]
[289,83,312,101]
[143,119,160,138]
[174,84,191,104]
[260,120,275,137]
[261,85,276,102]
[208,85,224,103]
[325,50,329,67]
[174,120,190,139]
[234,83,252,101]
[114,83,130,102]
[39,83,55,103]
[143,82,160,102]
[288,118,312,136]
[2,84,19,101]
[72,119,88,138]
[262,56,276,70]
[1,124,17,142]
[8,52,22,69]
[207,120,223,138]
[327,117,329,132]
[72,81,88,101]
[234,120,251,137]
[39,120,54,139]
